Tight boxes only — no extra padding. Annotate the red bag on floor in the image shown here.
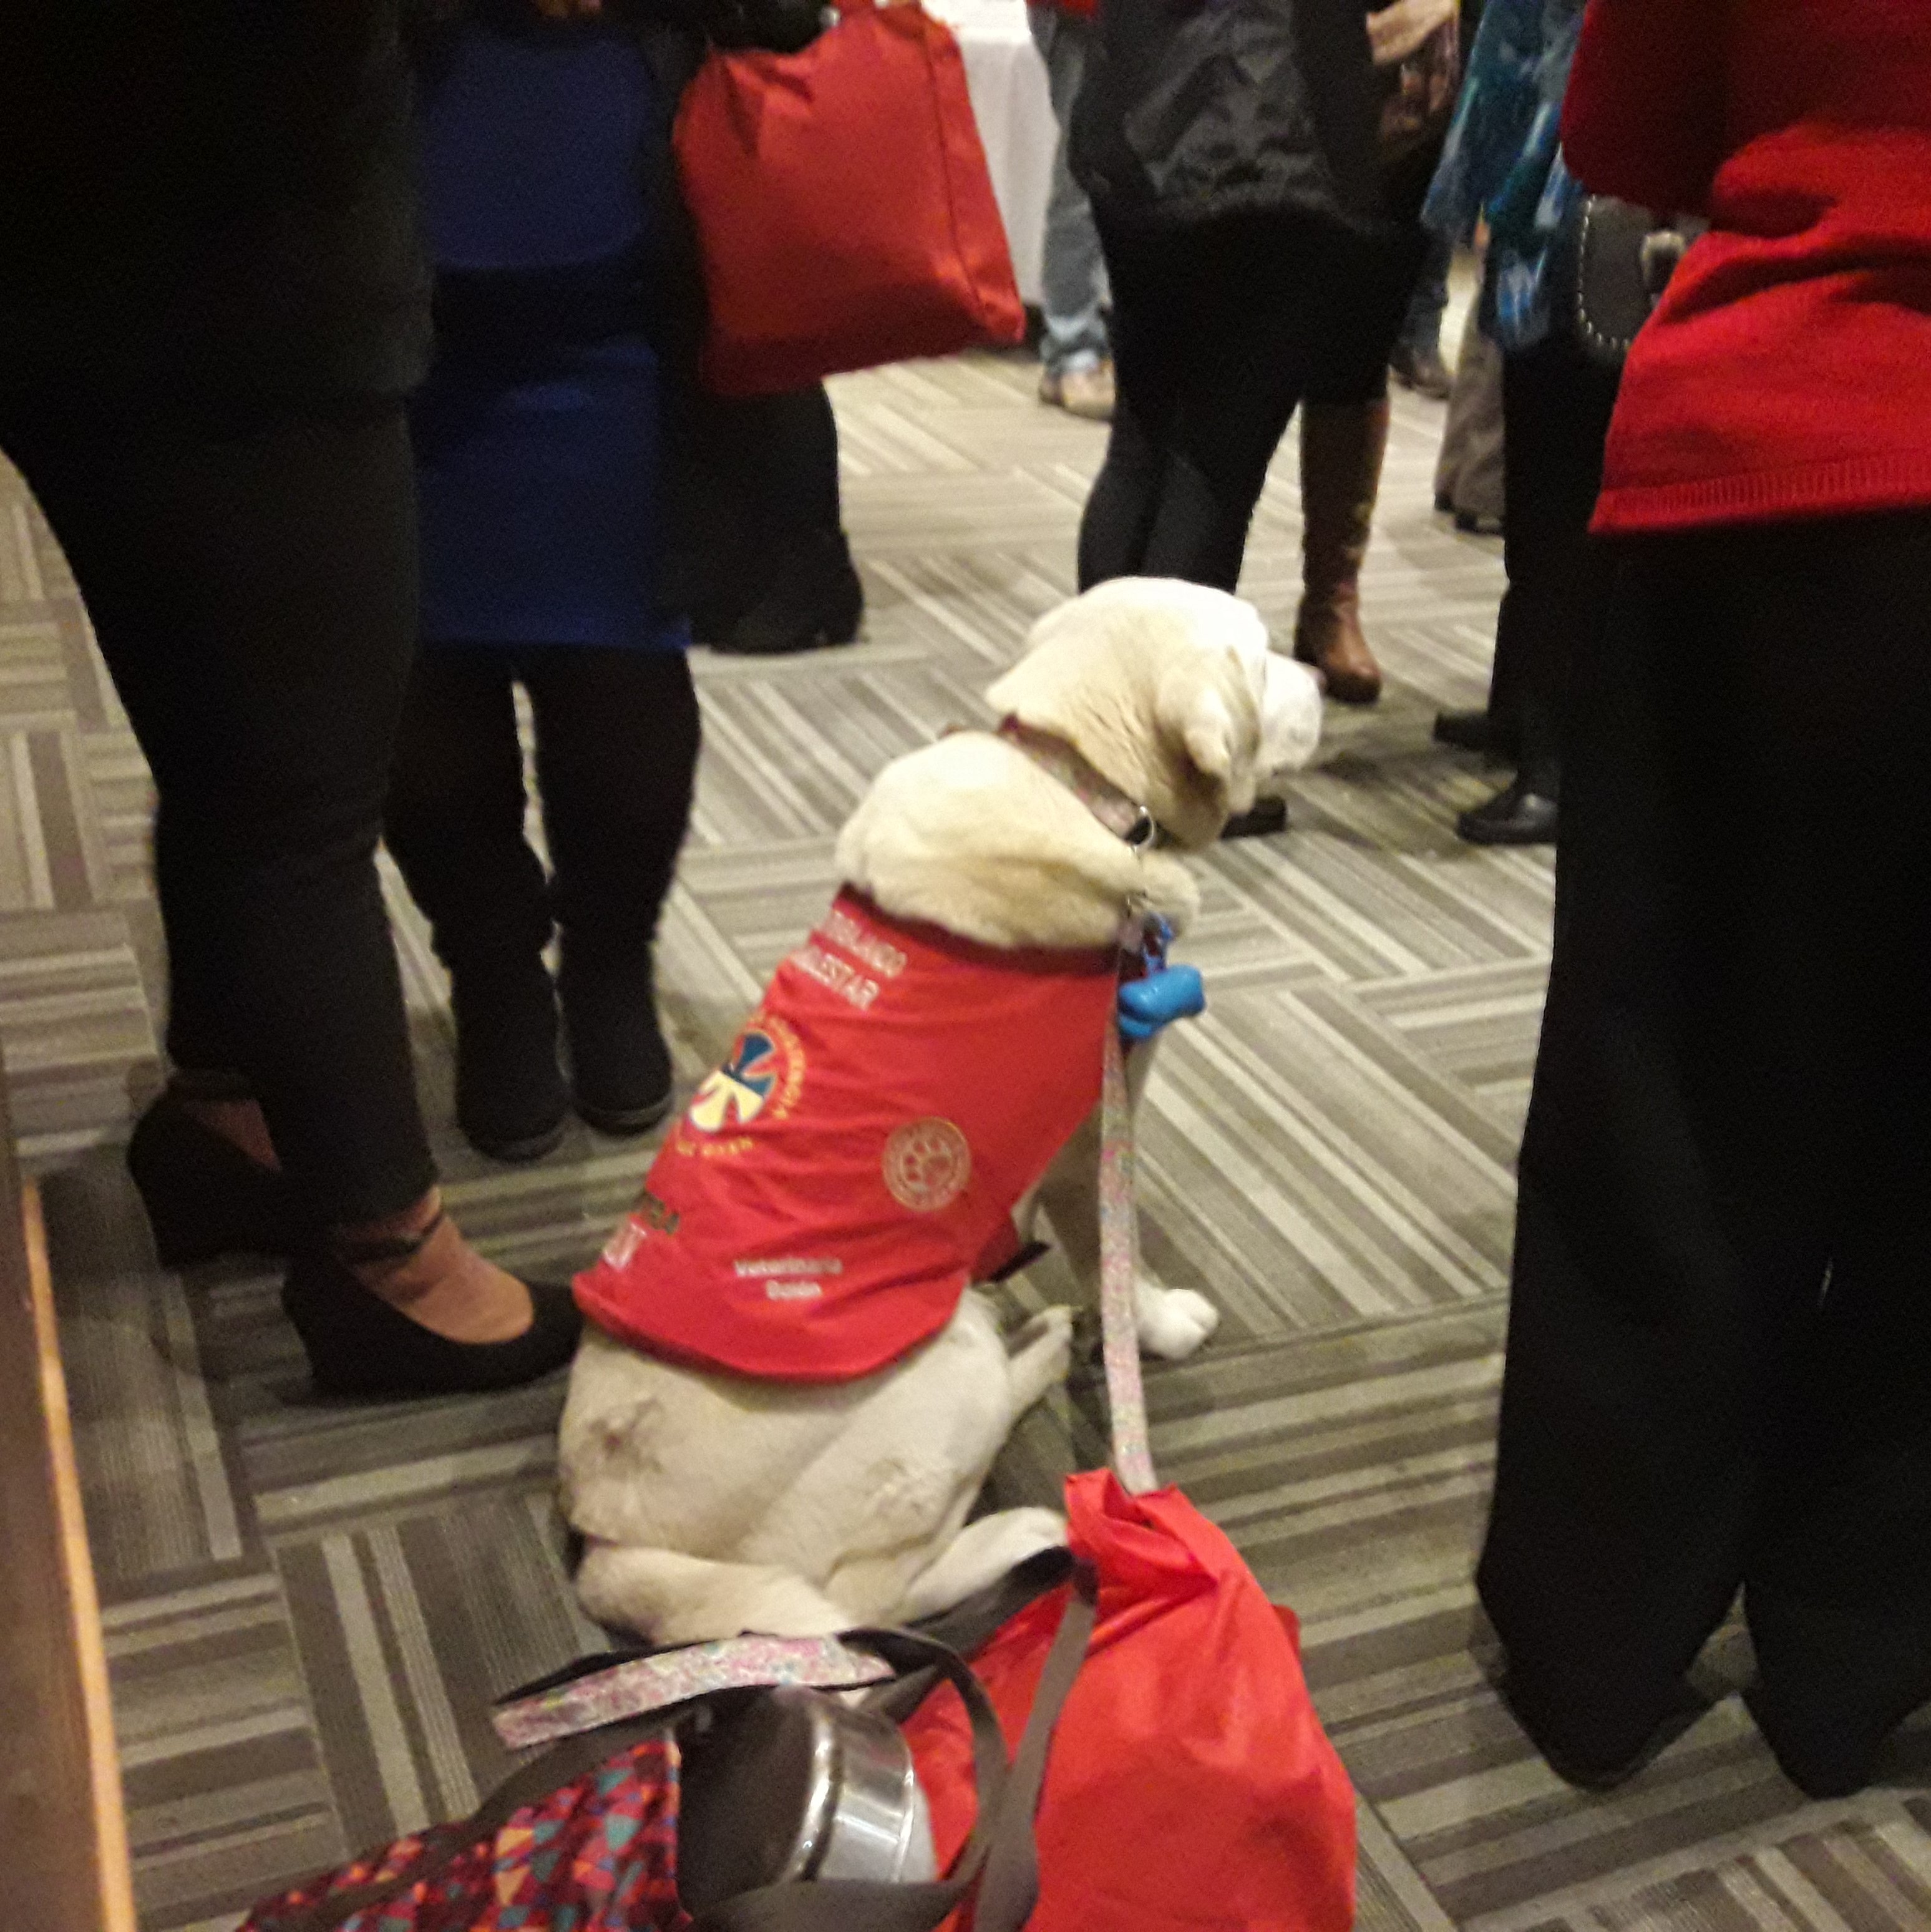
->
[902,1471,1357,1932]
[673,0,1026,398]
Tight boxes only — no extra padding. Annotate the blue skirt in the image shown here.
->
[412,327,689,653]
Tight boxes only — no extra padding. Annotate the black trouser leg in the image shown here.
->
[520,647,699,958]
[1082,216,1320,593]
[384,649,553,975]
[1495,338,1622,795]
[1481,515,1931,1788]
[2,401,435,1226]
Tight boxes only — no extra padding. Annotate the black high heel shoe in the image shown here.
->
[282,1212,582,1399]
[127,1089,297,1266]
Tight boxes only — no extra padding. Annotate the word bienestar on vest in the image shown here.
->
[560,578,1323,1643]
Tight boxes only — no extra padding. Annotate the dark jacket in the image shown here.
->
[1070,0,1389,233]
[0,4,432,410]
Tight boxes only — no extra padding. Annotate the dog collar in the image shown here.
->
[994,718,1170,851]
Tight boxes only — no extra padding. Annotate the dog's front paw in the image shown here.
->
[1135,1281,1220,1361]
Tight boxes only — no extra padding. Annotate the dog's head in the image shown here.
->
[984,578,1323,851]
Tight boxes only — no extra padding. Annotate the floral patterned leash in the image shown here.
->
[1101,915,1165,1495]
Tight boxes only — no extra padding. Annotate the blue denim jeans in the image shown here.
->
[1027,6,1109,376]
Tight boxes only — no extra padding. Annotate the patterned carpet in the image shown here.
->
[4,349,1929,1932]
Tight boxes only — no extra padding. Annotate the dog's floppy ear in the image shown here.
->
[1156,665,1249,816]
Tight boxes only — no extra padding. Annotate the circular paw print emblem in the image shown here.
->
[882,1118,971,1212]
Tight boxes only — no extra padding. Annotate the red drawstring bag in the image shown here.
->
[673,0,1026,398]
[902,1471,1357,1932]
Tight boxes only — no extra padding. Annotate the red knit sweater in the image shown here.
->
[1564,0,1931,535]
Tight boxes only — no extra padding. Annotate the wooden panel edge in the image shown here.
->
[23,1181,139,1932]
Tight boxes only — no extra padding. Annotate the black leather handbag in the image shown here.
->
[1572,195,1707,369]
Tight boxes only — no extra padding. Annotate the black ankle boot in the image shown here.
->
[127,1088,296,1266]
[282,1210,581,1398]
[450,960,570,1163]
[560,949,674,1137]
[712,530,863,657]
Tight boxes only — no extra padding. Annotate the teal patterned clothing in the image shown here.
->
[1421,0,1586,351]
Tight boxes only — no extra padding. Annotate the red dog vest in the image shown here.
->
[576,892,1118,1381]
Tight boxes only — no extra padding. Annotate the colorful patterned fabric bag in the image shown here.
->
[240,1730,687,1932]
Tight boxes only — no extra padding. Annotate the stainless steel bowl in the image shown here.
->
[678,1687,936,1913]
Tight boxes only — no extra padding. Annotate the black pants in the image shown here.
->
[0,399,434,1226]
[669,384,842,635]
[1481,514,1931,1793]
[384,646,699,979]
[1079,213,1413,593]
[1484,334,1622,791]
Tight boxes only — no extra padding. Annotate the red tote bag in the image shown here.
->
[673,0,1026,398]
[902,1471,1358,1932]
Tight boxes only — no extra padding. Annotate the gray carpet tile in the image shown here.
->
[4,339,1926,1931]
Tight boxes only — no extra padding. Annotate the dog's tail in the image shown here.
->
[576,1539,852,1644]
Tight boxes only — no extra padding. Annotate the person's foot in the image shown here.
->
[1293,598,1383,706]
[1391,339,1453,401]
[560,949,676,1136]
[281,1190,583,1397]
[450,959,571,1163]
[1432,708,1519,761]
[711,530,863,657]
[1038,359,1116,422]
[346,1197,534,1344]
[1220,797,1289,839]
[127,1085,296,1266]
[1457,776,1558,846]
[1455,507,1505,537]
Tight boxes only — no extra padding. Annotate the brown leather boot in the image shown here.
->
[1293,399,1390,706]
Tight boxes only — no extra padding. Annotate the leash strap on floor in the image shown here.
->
[1099,1018,1158,1494]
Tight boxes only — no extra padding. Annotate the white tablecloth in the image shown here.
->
[927,0,1056,306]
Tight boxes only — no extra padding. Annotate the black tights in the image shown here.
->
[384,646,699,979]
[1079,212,1418,593]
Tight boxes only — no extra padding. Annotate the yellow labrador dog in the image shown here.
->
[559,579,1322,1643]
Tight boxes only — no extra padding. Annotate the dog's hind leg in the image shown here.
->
[576,1540,850,1644]
[896,1507,1068,1624]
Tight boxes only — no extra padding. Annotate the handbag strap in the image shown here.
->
[691,1569,1097,1932]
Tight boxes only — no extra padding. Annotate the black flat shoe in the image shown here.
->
[1457,777,1558,847]
[1219,798,1289,839]
[711,532,863,657]
[560,951,675,1138]
[127,1090,297,1266]
[282,1217,581,1399]
[1432,708,1519,761]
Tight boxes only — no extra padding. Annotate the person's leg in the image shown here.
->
[1078,219,1187,587]
[1391,230,1454,399]
[1456,336,1619,843]
[2,400,577,1387]
[1028,6,1112,414]
[1728,514,1931,1798]
[1292,394,1390,705]
[1479,520,1926,1784]
[1127,220,1320,592]
[699,386,863,657]
[384,648,570,1161]
[522,646,700,1133]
